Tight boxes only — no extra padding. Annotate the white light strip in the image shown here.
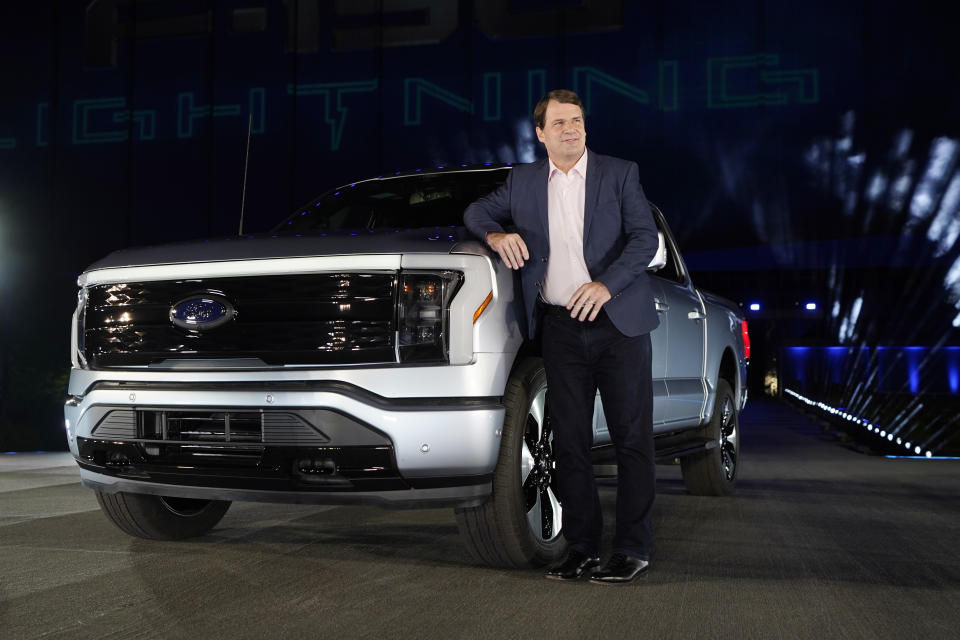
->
[784,388,944,458]
[79,255,403,286]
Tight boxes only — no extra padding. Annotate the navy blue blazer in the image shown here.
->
[464,150,660,339]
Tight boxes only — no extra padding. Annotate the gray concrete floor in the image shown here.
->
[2,400,959,639]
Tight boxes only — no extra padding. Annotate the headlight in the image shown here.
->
[397,270,463,363]
[71,287,88,369]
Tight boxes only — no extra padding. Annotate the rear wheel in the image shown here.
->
[680,378,739,496]
[455,357,567,567]
[95,491,231,540]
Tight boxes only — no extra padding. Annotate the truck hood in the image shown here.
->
[85,227,474,272]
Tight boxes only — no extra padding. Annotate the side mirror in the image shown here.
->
[646,231,667,271]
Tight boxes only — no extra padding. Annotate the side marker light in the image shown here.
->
[474,291,494,324]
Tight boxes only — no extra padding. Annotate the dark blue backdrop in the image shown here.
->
[1,0,958,451]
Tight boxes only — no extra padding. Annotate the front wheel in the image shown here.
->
[680,378,740,496]
[455,357,567,568]
[95,491,231,540]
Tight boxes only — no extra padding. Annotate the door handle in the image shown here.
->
[655,298,669,312]
[687,309,706,320]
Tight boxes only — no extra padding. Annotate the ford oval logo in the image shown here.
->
[169,294,235,331]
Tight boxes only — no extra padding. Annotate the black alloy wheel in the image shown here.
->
[455,357,567,567]
[680,378,740,496]
[520,382,562,543]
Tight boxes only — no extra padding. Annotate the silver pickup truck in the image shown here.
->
[64,165,748,568]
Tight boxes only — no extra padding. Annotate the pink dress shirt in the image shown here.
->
[541,150,592,306]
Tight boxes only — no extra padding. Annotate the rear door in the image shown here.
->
[649,208,707,429]
[659,279,707,426]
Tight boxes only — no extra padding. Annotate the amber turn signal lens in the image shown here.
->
[473,291,493,323]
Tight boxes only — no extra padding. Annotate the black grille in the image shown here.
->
[132,409,333,446]
[140,410,264,443]
[83,273,397,367]
[88,407,389,448]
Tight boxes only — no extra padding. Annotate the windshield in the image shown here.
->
[273,169,510,234]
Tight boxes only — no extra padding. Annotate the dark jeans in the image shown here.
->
[541,307,655,560]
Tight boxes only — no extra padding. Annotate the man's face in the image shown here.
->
[536,100,586,166]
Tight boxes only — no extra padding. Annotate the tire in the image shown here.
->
[680,378,739,496]
[95,491,231,540]
[454,357,567,568]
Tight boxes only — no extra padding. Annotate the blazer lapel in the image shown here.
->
[534,158,550,240]
[583,149,601,249]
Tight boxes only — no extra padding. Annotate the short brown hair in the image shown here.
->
[533,89,584,130]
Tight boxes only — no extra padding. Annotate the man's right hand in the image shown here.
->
[486,232,529,270]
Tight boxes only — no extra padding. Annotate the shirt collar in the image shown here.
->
[548,149,588,180]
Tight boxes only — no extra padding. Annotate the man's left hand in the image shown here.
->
[566,282,612,322]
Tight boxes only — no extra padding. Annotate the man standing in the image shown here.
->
[464,89,660,584]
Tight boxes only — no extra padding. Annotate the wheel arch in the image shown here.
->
[512,339,542,366]
[718,346,740,398]
[704,346,740,423]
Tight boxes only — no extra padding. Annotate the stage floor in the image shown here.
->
[2,400,958,639]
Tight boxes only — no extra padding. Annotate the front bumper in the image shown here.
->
[65,377,505,507]
[80,469,491,509]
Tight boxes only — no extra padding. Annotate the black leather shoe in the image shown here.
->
[545,550,601,581]
[589,553,649,584]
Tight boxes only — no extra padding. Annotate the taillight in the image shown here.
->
[741,319,751,360]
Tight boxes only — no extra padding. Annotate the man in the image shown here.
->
[464,89,660,584]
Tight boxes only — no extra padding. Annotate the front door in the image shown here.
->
[592,279,669,443]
